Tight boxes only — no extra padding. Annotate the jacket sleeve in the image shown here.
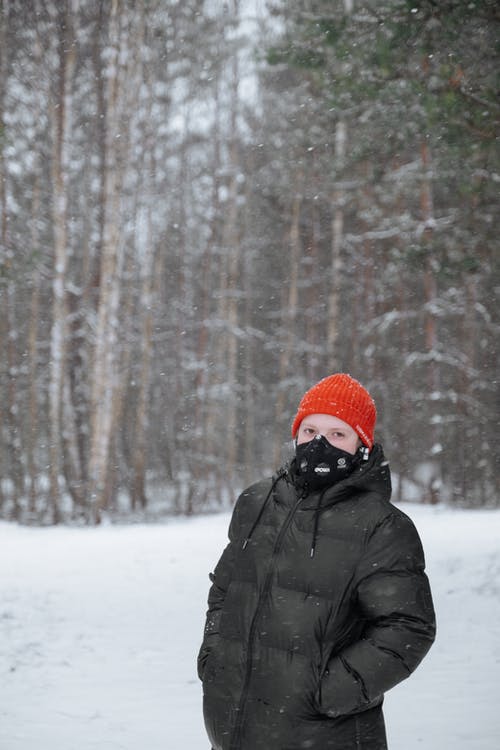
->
[197,498,243,680]
[319,508,436,717]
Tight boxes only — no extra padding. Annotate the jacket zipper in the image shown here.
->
[229,487,306,750]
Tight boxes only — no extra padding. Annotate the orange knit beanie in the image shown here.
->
[291,373,377,449]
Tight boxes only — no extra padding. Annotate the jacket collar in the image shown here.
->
[280,443,391,510]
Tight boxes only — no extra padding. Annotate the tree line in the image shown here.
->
[0,0,498,523]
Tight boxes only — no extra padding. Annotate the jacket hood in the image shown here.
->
[240,444,392,558]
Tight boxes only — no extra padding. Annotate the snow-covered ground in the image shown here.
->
[1,503,499,750]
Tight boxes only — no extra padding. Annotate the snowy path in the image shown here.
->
[1,504,499,750]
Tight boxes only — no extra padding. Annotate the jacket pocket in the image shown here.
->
[198,633,221,681]
[197,646,211,681]
[201,648,219,685]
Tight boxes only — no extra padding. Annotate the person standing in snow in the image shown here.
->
[198,373,436,750]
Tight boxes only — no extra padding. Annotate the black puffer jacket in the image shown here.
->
[198,446,436,750]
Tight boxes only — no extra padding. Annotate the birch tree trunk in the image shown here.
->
[1,0,27,517]
[419,48,439,403]
[25,26,46,517]
[273,189,301,467]
[88,0,145,521]
[327,0,354,368]
[306,182,321,384]
[27,186,41,515]
[419,140,441,503]
[456,275,477,503]
[88,0,108,302]
[131,163,159,510]
[421,141,439,393]
[242,154,257,488]
[327,120,347,366]
[2,288,24,516]
[221,28,242,487]
[87,0,124,522]
[202,10,243,498]
[48,1,77,522]
[0,0,5,513]
[200,75,223,500]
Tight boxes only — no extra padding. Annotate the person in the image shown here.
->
[198,373,436,750]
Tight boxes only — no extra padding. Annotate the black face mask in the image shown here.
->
[295,434,361,490]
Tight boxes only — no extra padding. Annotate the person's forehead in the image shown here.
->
[300,413,352,430]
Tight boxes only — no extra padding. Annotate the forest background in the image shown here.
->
[0,0,498,524]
